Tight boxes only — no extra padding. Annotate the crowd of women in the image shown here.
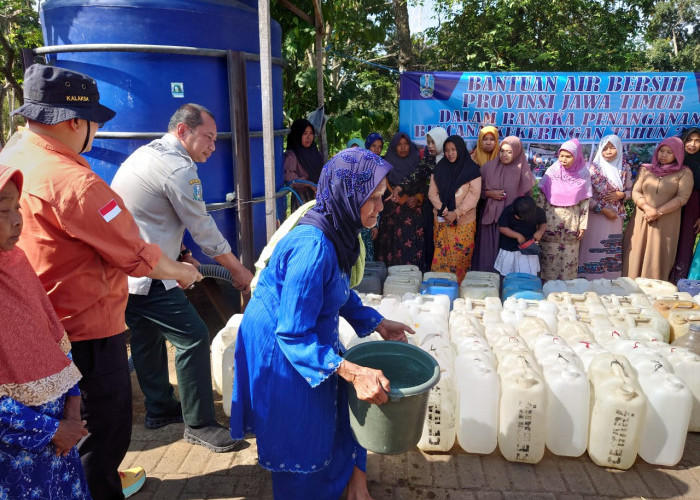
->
[284,118,700,283]
[224,121,700,500]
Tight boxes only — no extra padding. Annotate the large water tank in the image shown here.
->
[40,0,285,258]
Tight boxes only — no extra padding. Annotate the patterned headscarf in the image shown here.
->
[472,125,500,166]
[0,164,81,406]
[592,134,624,191]
[299,148,392,273]
[646,137,686,178]
[538,138,592,206]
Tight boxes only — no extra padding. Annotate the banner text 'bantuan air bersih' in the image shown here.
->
[399,72,700,149]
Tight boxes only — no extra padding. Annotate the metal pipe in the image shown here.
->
[93,129,289,140]
[258,0,278,241]
[227,50,255,273]
[35,43,286,67]
[205,188,288,212]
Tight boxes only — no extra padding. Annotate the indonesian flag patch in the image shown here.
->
[98,199,122,222]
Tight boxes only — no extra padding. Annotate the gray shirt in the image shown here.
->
[111,133,231,294]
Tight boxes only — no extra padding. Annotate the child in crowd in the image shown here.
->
[494,196,547,277]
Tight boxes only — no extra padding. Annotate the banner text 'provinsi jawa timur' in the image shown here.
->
[399,72,700,145]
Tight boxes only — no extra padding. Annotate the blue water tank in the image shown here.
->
[40,0,285,258]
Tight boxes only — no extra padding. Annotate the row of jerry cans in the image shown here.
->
[374,269,503,301]
[507,287,700,344]
[543,276,699,301]
[489,302,700,437]
[450,317,697,468]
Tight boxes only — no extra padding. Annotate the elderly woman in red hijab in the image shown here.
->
[622,137,693,279]
[0,165,91,499]
[471,136,536,272]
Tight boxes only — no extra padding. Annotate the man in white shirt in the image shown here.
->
[112,103,252,452]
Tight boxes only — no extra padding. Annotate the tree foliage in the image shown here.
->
[272,0,398,156]
[0,0,41,144]
[414,0,654,72]
[644,0,699,70]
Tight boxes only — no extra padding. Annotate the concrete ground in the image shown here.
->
[121,345,700,500]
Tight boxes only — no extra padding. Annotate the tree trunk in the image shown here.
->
[314,20,328,161]
[671,26,678,57]
[393,0,413,72]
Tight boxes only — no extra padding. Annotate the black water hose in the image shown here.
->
[198,264,234,285]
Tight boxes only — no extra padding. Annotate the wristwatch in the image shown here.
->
[178,248,192,261]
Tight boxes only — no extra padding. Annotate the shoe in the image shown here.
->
[184,422,239,453]
[119,467,146,498]
[144,403,183,429]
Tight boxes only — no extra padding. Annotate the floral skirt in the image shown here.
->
[431,219,476,283]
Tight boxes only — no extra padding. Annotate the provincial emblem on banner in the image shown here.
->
[419,74,435,98]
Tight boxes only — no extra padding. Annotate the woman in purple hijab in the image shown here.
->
[622,137,693,279]
[536,138,592,280]
[230,148,414,500]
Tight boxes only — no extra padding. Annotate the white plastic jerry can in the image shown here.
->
[417,336,457,452]
[455,352,500,454]
[587,353,646,470]
[635,277,678,301]
[571,340,610,373]
[497,355,547,464]
[557,321,594,344]
[663,347,700,432]
[538,353,590,457]
[517,317,553,349]
[629,354,692,466]
[210,313,243,417]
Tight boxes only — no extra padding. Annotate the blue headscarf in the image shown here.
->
[299,148,392,273]
[346,137,364,148]
[365,132,384,151]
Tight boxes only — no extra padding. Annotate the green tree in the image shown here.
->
[414,0,652,72]
[644,0,699,70]
[0,0,41,145]
[272,0,398,156]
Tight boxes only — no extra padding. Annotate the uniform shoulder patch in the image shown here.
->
[189,179,203,201]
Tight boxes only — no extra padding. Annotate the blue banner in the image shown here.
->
[399,72,700,147]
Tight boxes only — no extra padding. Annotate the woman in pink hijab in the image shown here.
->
[622,137,693,279]
[536,139,592,280]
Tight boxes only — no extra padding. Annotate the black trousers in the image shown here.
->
[71,331,132,500]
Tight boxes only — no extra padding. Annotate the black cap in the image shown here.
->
[11,64,116,125]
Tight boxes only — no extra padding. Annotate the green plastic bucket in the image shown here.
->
[343,341,440,454]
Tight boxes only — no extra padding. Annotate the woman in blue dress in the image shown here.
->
[0,165,91,499]
[230,148,414,500]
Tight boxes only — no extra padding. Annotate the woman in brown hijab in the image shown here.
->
[471,136,535,272]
